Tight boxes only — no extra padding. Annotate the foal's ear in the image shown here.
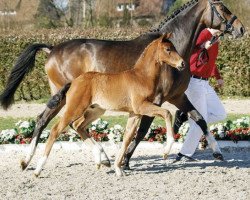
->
[161,32,173,42]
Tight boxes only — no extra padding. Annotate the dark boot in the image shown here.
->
[173,110,188,134]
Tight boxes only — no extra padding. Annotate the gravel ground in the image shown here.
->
[0,99,250,118]
[0,147,249,200]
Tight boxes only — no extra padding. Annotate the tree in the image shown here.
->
[35,0,64,28]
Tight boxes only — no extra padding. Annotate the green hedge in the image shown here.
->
[0,28,249,102]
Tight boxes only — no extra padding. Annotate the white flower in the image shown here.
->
[217,123,224,132]
[0,129,17,142]
[218,130,225,139]
[114,124,122,130]
[209,124,216,131]
[15,120,22,126]
[40,130,50,139]
[19,121,30,129]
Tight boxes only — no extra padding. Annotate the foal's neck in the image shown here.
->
[133,41,161,78]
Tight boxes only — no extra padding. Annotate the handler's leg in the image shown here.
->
[178,79,223,159]
[206,84,226,123]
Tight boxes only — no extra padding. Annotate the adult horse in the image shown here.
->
[0,0,245,170]
[33,33,185,177]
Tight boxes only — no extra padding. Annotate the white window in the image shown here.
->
[116,4,124,11]
[126,4,135,11]
[0,11,16,16]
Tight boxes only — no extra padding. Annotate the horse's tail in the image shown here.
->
[0,43,53,110]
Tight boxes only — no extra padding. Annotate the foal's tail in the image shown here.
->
[0,44,53,110]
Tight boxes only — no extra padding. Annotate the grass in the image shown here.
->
[0,114,249,131]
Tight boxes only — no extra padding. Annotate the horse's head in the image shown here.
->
[202,0,245,38]
[157,33,185,71]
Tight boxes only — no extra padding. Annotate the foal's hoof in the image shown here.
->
[101,160,111,168]
[20,159,28,171]
[163,153,168,160]
[213,153,224,161]
[96,164,101,170]
[115,168,126,177]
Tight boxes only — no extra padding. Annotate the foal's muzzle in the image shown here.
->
[177,61,185,71]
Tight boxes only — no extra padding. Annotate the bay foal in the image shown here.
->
[34,33,184,177]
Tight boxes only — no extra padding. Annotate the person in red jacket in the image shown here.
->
[174,28,227,161]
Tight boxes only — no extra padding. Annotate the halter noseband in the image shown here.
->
[208,0,237,34]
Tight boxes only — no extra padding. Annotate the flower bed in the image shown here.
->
[0,117,249,145]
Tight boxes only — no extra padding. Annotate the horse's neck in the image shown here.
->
[133,43,160,79]
[159,0,206,60]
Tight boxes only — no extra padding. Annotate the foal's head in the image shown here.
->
[157,33,185,71]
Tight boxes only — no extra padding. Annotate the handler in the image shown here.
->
[174,28,227,161]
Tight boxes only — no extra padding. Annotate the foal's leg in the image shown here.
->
[34,114,72,176]
[114,114,141,177]
[123,95,162,169]
[123,115,155,170]
[34,87,91,176]
[135,101,175,159]
[71,106,111,168]
[20,84,70,170]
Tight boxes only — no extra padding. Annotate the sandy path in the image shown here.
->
[0,147,249,200]
[0,99,250,118]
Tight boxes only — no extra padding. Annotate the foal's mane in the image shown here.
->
[135,38,161,65]
[150,0,199,33]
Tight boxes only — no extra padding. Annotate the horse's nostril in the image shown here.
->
[181,61,185,67]
[240,27,245,35]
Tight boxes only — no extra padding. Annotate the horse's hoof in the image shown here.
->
[33,172,40,178]
[163,153,168,160]
[123,165,131,171]
[115,168,126,177]
[20,159,28,171]
[96,164,101,169]
[213,153,224,161]
[101,160,111,168]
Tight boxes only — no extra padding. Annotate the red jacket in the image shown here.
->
[190,29,222,80]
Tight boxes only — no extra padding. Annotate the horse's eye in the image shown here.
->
[219,5,224,11]
[166,48,171,52]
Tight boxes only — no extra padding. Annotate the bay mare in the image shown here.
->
[33,33,185,177]
[0,0,245,171]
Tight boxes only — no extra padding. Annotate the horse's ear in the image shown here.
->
[161,32,173,42]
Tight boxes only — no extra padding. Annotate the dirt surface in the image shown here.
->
[0,99,250,118]
[0,147,249,200]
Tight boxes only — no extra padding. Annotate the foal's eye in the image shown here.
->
[166,48,171,52]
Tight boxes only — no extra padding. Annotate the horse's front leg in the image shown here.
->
[188,110,223,160]
[171,94,223,160]
[123,94,163,170]
[115,114,141,176]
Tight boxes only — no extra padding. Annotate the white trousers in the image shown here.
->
[180,78,227,157]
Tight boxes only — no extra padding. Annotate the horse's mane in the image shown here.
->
[150,0,199,33]
[135,38,160,66]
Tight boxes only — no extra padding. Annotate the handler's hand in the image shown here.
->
[216,79,224,88]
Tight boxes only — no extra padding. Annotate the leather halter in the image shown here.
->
[208,0,237,34]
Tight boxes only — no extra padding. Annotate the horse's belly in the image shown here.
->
[92,95,131,112]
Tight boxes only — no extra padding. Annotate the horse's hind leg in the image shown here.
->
[115,114,141,176]
[34,84,90,176]
[20,84,70,170]
[71,105,111,169]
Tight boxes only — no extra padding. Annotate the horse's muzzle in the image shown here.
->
[177,61,185,71]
